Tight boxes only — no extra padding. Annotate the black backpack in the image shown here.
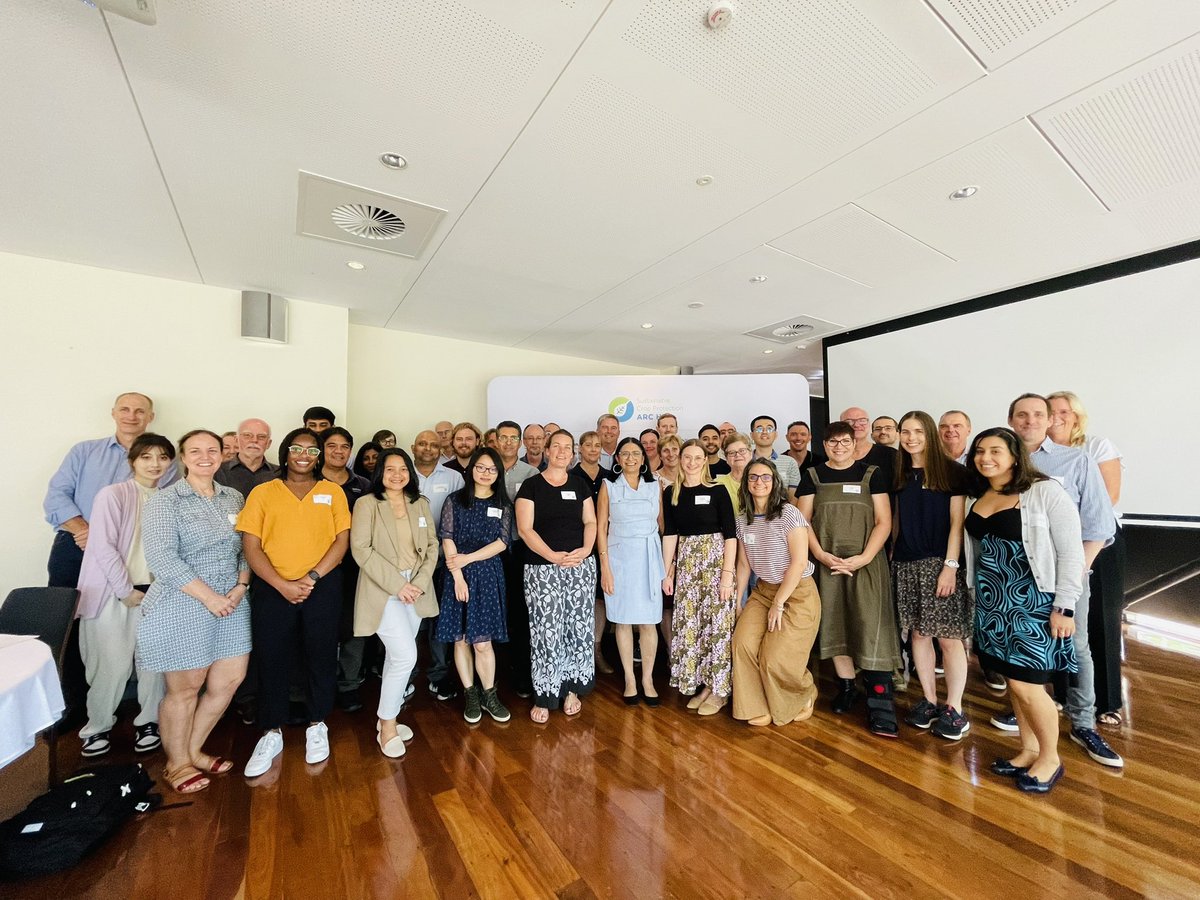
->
[0,763,162,879]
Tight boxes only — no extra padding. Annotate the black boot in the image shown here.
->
[864,671,899,738]
[831,677,858,714]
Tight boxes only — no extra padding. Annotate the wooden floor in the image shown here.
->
[12,637,1200,900]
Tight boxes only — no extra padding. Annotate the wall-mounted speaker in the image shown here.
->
[241,291,288,344]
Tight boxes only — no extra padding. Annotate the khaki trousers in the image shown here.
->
[732,577,821,725]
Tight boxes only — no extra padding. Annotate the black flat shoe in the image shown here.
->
[989,758,1029,778]
[1016,764,1064,794]
[623,693,640,706]
[642,692,660,708]
[831,678,858,714]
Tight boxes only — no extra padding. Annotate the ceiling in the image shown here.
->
[4,0,1200,389]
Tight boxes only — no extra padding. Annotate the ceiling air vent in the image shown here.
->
[297,172,446,259]
[331,204,406,240]
[745,315,842,346]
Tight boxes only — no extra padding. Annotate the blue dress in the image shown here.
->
[436,495,511,644]
[967,507,1077,684]
[602,476,665,625]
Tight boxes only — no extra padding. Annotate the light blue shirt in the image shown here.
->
[44,435,177,529]
[1029,438,1115,545]
[416,464,465,526]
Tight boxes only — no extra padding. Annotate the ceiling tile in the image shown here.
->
[927,0,1115,69]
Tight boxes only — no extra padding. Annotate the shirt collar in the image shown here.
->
[1032,437,1055,455]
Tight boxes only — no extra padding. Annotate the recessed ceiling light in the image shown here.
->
[379,152,408,170]
[762,349,774,355]
[687,301,705,309]
[749,275,768,284]
[346,260,365,270]
[641,322,654,329]
[796,343,807,350]
[949,185,978,200]
[695,175,714,186]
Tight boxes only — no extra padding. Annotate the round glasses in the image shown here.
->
[288,445,320,457]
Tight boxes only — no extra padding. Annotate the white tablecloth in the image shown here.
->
[0,634,64,769]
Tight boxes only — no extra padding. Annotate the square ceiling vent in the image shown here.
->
[296,171,447,259]
[744,315,843,345]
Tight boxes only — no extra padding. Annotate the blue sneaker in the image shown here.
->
[1070,727,1124,768]
[990,711,1019,732]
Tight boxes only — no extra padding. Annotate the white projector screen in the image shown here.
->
[825,249,1200,524]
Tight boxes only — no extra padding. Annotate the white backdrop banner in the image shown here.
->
[487,374,810,454]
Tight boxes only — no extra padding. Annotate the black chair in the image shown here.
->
[0,587,81,784]
[0,587,80,673]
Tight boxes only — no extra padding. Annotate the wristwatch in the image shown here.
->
[1053,606,1074,618]
[943,559,960,569]
[307,569,322,584]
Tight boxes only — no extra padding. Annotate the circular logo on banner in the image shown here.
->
[609,396,635,422]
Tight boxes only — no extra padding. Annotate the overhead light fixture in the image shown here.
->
[695,175,714,186]
[762,349,774,355]
[379,152,408,170]
[749,275,768,284]
[641,322,654,329]
[346,260,365,270]
[949,185,978,200]
[796,343,808,350]
[687,301,705,309]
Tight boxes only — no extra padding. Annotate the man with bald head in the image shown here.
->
[521,423,548,471]
[215,417,277,499]
[43,391,175,722]
[938,410,972,465]
[841,405,897,472]
[412,429,465,700]
[434,420,455,464]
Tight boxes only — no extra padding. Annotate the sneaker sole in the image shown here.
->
[134,741,162,753]
[1070,733,1125,768]
[906,718,935,729]
[81,745,111,757]
[990,719,1019,732]
[933,723,970,741]
[464,712,482,724]
[305,747,330,765]
[483,709,511,723]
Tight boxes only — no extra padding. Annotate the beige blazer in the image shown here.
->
[351,493,440,636]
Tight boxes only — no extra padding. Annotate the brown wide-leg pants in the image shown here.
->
[732,577,821,725]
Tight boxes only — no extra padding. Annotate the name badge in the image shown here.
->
[432,484,448,493]
[227,514,238,525]
[487,506,503,519]
[842,485,861,494]
[418,517,427,528]
[695,494,711,505]
[561,490,577,500]
[313,494,333,505]
[514,481,523,493]
[745,533,756,545]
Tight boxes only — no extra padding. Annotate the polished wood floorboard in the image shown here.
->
[9,638,1200,900]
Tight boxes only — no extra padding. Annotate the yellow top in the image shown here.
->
[237,479,351,580]
[716,474,742,517]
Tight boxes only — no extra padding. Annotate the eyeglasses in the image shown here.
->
[825,438,854,448]
[726,448,750,458]
[473,465,498,475]
[845,417,869,426]
[239,432,269,442]
[617,450,643,459]
[747,472,774,483]
[497,435,521,444]
[753,425,776,434]
[288,445,320,457]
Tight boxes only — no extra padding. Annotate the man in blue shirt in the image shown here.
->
[1002,393,1122,768]
[43,391,173,587]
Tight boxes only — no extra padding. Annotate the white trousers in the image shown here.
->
[376,598,421,720]
[79,597,164,737]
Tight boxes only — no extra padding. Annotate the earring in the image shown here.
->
[612,462,622,474]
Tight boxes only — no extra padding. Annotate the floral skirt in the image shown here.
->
[669,532,735,697]
[524,557,597,709]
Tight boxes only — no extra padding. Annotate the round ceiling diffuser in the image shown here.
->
[331,203,406,240]
[771,323,814,338]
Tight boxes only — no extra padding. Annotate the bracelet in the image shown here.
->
[237,581,250,588]
[721,569,735,574]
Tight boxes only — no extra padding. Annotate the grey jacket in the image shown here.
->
[965,478,1084,610]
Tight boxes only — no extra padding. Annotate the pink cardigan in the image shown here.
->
[76,480,147,619]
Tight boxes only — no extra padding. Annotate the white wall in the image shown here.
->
[825,254,1200,521]
[346,324,663,443]
[0,251,349,597]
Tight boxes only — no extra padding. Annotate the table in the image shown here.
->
[0,633,64,769]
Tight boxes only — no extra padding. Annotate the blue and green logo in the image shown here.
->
[609,396,635,423]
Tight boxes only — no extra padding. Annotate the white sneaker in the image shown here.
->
[305,721,330,764]
[245,730,283,777]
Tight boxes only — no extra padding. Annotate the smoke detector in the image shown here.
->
[706,2,737,30]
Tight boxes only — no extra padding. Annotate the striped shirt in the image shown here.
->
[735,505,815,582]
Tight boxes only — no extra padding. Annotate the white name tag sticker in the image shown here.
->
[487,506,503,519]
[432,484,448,493]
[561,490,577,500]
[744,533,756,545]
[842,485,862,494]
[227,514,238,525]
[694,494,711,505]
[20,822,43,834]
[514,481,523,493]
[313,494,333,505]
[418,517,427,528]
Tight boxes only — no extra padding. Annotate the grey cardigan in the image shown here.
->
[965,479,1084,610]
